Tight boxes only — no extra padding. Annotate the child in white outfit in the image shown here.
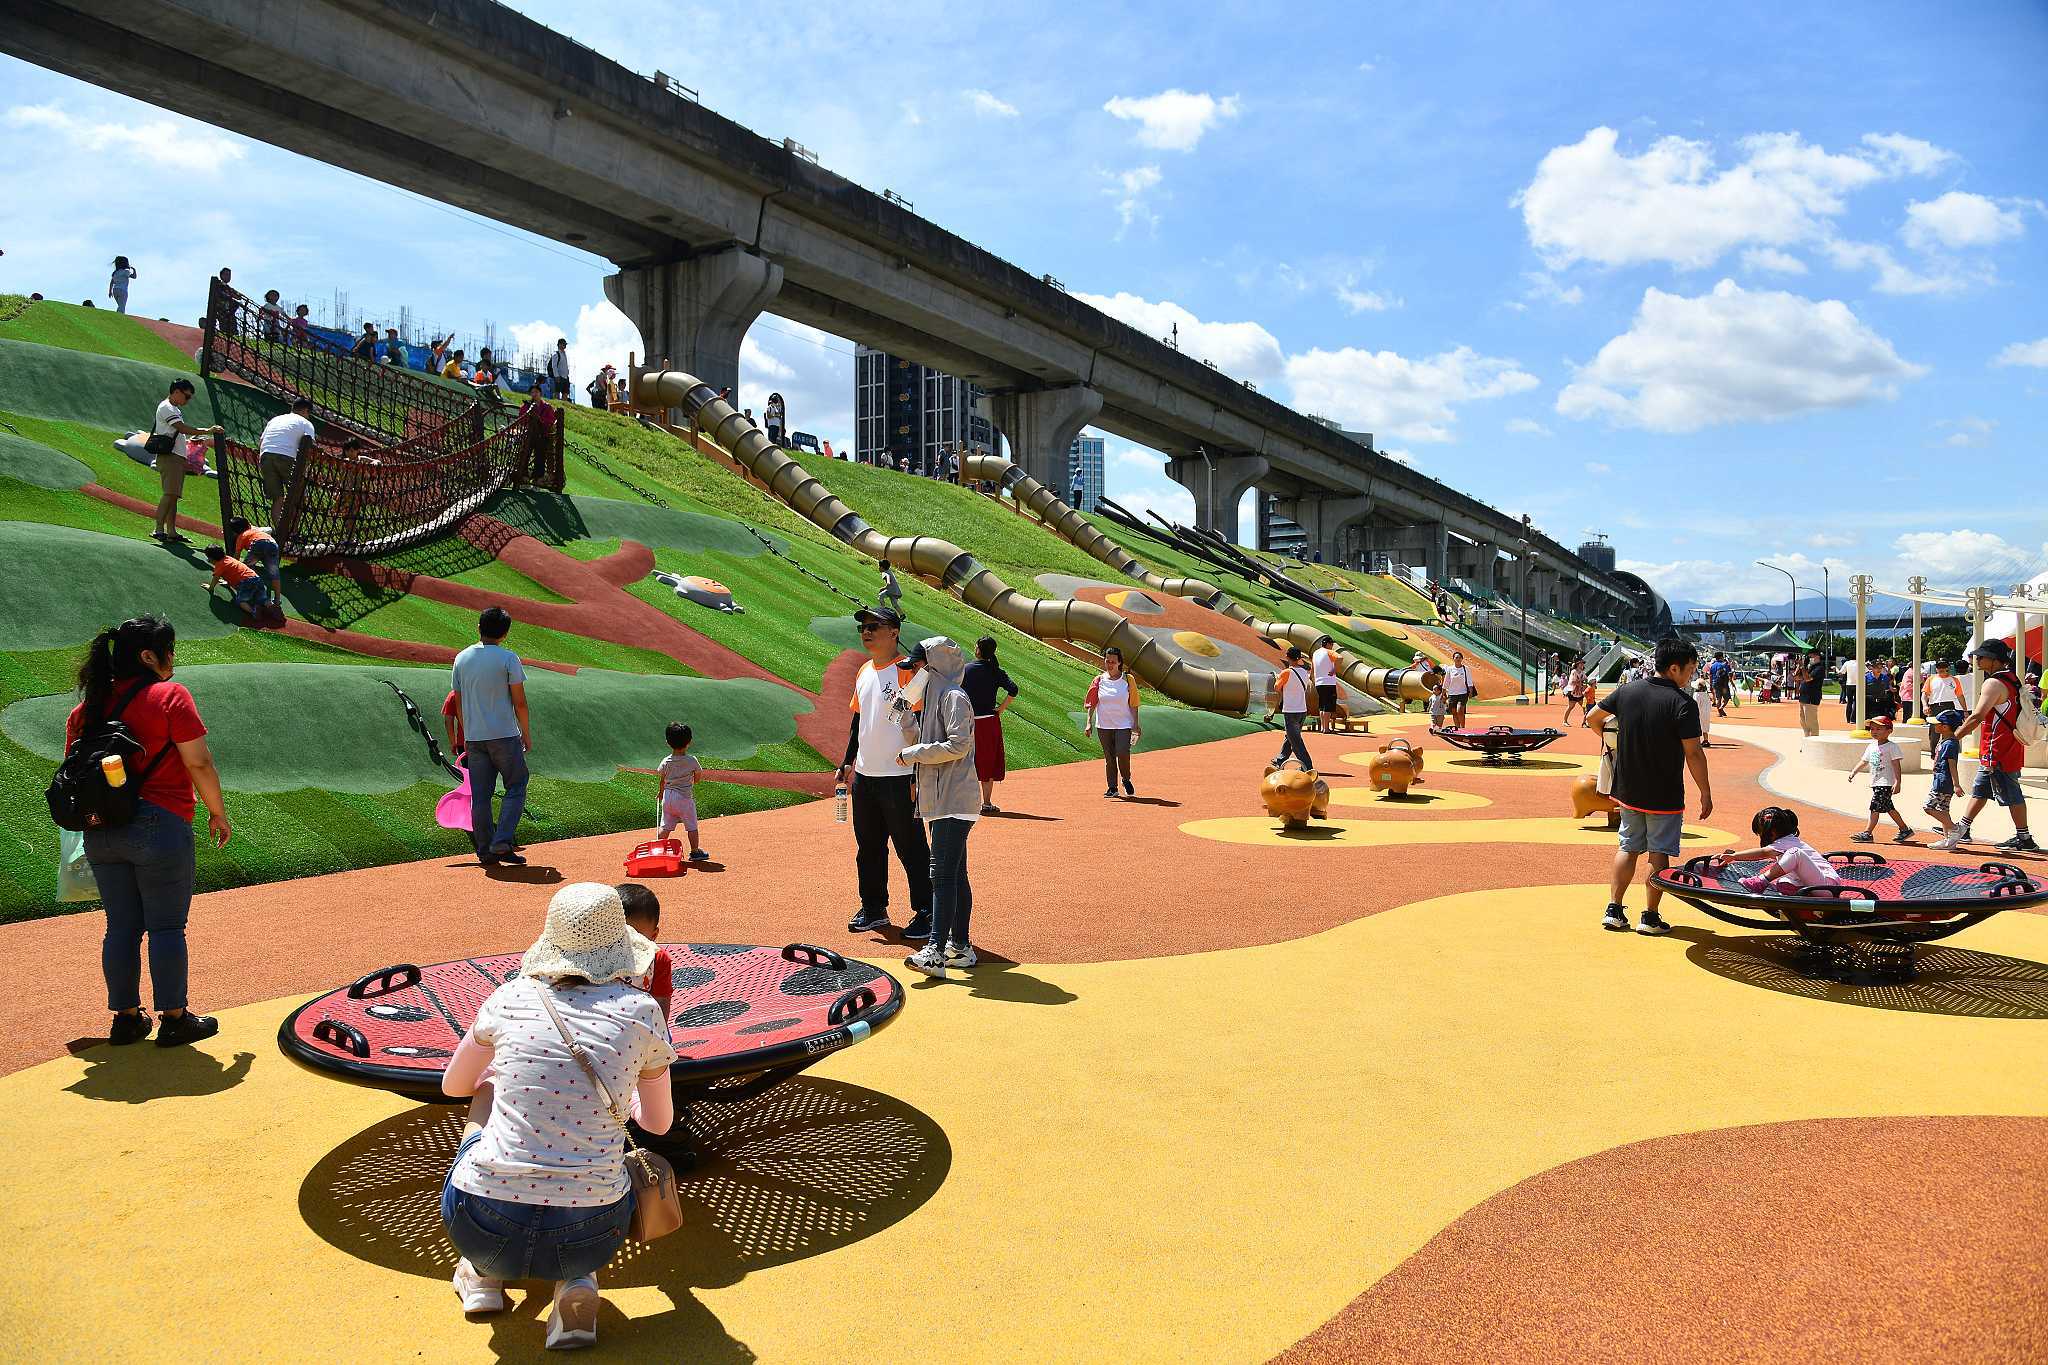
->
[1721,807,1843,894]
[656,721,708,861]
[1846,716,1913,843]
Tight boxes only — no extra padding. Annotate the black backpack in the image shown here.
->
[45,679,173,832]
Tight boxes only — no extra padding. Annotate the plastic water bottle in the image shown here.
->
[834,783,849,824]
[100,753,127,788]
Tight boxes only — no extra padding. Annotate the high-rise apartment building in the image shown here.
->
[854,345,998,472]
[1067,434,1105,512]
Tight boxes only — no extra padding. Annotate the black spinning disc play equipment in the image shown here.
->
[1430,725,1566,762]
[1652,853,2045,982]
[279,942,902,1106]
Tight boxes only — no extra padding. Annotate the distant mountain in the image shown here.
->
[1673,593,1968,624]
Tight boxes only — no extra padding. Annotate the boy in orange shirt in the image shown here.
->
[224,515,282,606]
[202,544,266,621]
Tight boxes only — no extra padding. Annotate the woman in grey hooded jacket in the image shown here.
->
[896,636,980,975]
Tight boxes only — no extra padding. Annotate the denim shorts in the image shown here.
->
[1617,806,1684,857]
[440,1133,633,1282]
[1971,766,2027,808]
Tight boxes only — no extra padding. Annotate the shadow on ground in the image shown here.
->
[299,1077,949,1358]
[1676,927,2048,1019]
[61,1045,256,1103]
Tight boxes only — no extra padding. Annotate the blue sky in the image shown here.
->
[2,0,2043,607]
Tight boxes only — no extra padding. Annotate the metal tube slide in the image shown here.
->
[961,454,1437,704]
[636,370,1253,711]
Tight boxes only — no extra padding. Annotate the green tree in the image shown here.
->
[1923,626,1968,662]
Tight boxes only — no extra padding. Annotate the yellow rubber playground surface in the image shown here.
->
[5,703,2044,1361]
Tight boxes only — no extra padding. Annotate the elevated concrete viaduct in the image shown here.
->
[5,0,1644,622]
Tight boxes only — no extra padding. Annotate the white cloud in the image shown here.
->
[1102,90,1241,152]
[1522,272,1584,306]
[1807,531,1854,548]
[1741,247,1808,275]
[1334,284,1399,313]
[1860,132,1957,177]
[1584,461,1612,474]
[1932,416,1995,448]
[1891,530,2045,582]
[964,89,1019,119]
[736,316,854,451]
[1075,290,1286,389]
[4,103,247,175]
[899,100,923,127]
[1556,279,1926,433]
[1902,191,2030,250]
[1618,552,1850,605]
[1284,345,1539,444]
[1379,448,1418,468]
[1506,418,1552,436]
[1103,165,1163,236]
[1514,126,1947,271]
[1993,337,2048,368]
[1819,238,1980,295]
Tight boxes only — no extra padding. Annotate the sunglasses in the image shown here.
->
[857,623,889,634]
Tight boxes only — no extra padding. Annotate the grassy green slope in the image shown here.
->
[0,299,197,370]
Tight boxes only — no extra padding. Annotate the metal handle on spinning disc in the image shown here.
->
[314,1017,370,1057]
[347,964,421,999]
[782,943,848,970]
[829,986,876,1024]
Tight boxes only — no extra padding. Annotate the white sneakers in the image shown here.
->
[904,946,947,978]
[547,1275,600,1350]
[452,1258,508,1316]
[943,942,978,969]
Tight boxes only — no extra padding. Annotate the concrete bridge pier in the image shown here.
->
[1272,492,1374,566]
[1375,521,1450,587]
[604,246,784,403]
[1166,453,1270,543]
[987,385,1102,493]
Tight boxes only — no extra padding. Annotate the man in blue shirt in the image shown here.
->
[451,607,532,866]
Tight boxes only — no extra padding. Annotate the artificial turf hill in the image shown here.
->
[0,293,1528,920]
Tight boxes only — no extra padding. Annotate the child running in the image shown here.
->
[617,883,675,1029]
[1721,806,1842,893]
[224,516,282,607]
[1925,708,1965,847]
[656,722,708,861]
[201,544,266,622]
[1847,715,1913,843]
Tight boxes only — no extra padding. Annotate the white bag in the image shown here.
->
[57,828,98,903]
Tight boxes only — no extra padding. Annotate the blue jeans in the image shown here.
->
[84,798,195,1012]
[441,1135,632,1281]
[1272,712,1313,769]
[927,816,974,948]
[243,541,282,600]
[466,737,529,856]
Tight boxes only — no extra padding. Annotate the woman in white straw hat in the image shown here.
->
[439,882,677,1350]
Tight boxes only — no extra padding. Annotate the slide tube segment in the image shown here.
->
[962,454,1436,704]
[639,371,1250,711]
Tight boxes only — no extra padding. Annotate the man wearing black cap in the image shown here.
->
[839,606,933,937]
[1948,638,2036,852]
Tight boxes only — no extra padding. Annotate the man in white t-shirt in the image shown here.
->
[1269,646,1316,768]
[838,606,933,939]
[1443,650,1476,727]
[1922,659,1963,718]
[257,396,318,508]
[1310,635,1342,732]
[148,377,222,542]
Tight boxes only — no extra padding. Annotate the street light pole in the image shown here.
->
[1518,515,1532,697]
[1756,560,1799,642]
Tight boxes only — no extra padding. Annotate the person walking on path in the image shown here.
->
[257,396,317,510]
[1561,658,1589,724]
[108,256,138,313]
[1086,646,1142,798]
[1587,636,1713,936]
[1442,651,1475,727]
[1269,646,1315,769]
[1310,635,1342,732]
[897,638,982,976]
[451,607,533,868]
[547,338,574,402]
[839,607,933,939]
[1943,638,2037,852]
[66,615,231,1047]
[1922,658,1963,722]
[962,635,1019,814]
[439,882,675,1351]
[148,379,223,543]
[1795,655,1825,737]
[877,559,903,617]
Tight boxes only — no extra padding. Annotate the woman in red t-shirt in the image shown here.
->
[66,616,233,1047]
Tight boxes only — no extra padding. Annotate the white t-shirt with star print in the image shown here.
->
[450,976,676,1207]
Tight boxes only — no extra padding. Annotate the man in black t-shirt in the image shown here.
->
[1587,636,1713,935]
[1795,654,1824,736]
